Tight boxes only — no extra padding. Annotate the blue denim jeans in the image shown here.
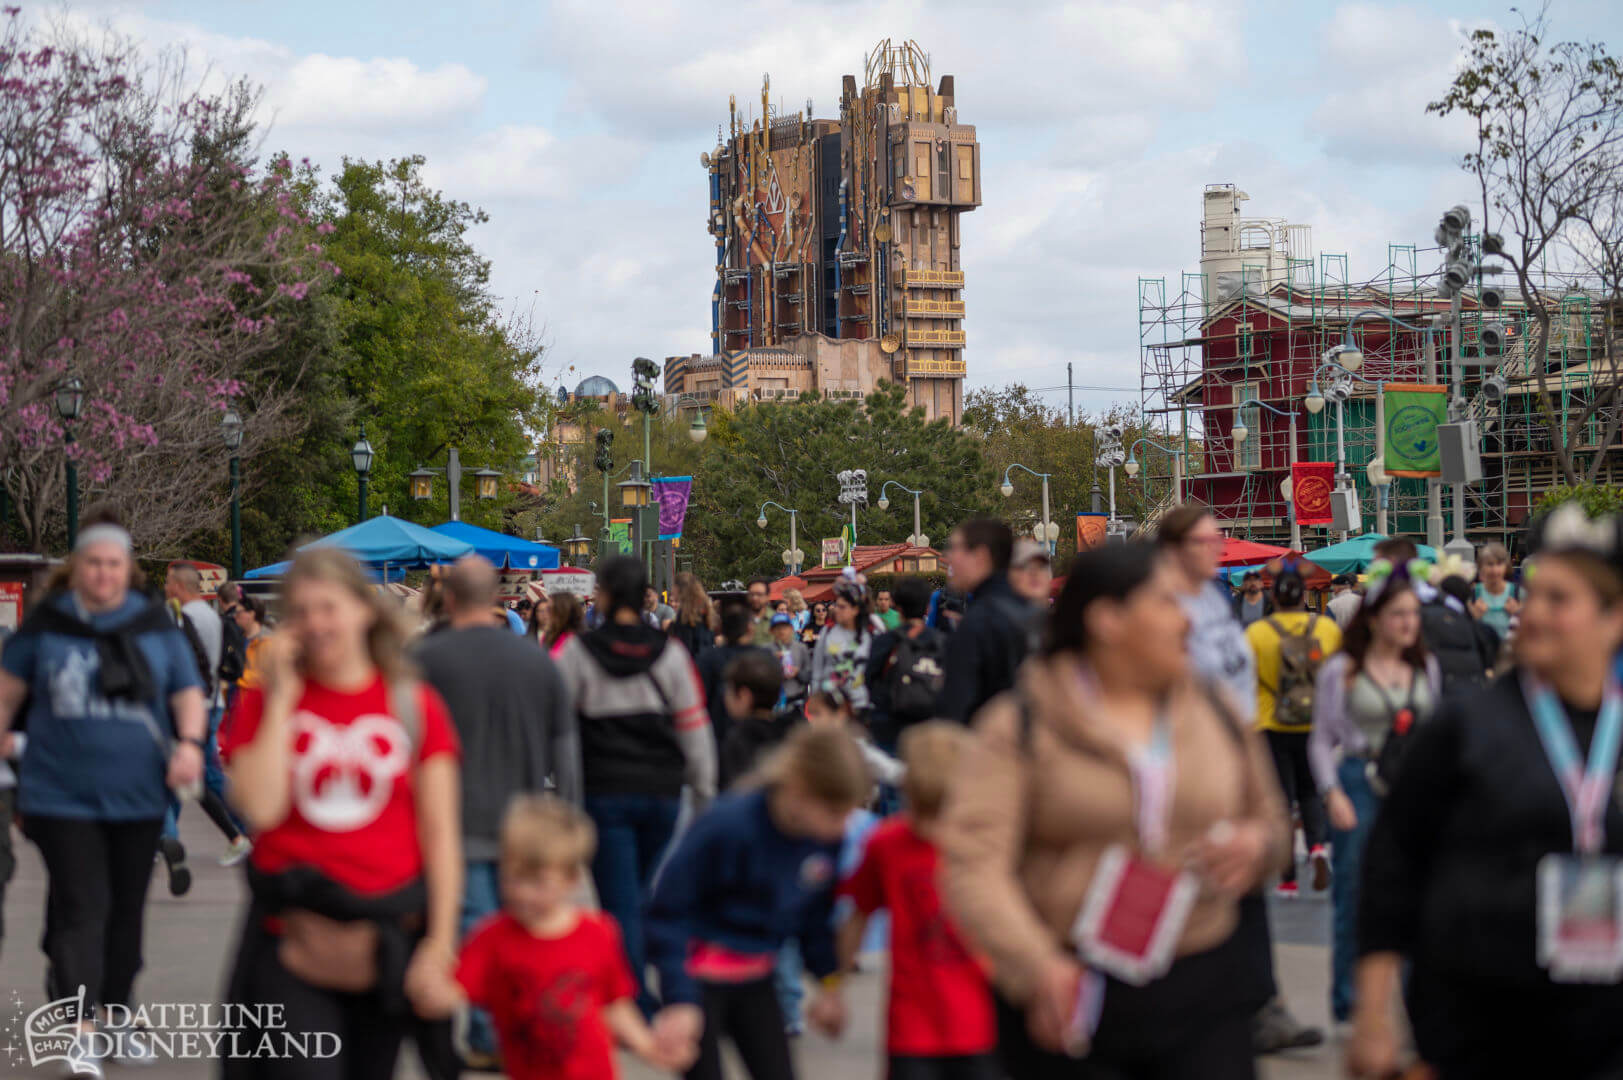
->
[459,860,502,1057]
[585,793,681,1016]
[1330,756,1380,1022]
[165,705,243,838]
[775,939,804,1028]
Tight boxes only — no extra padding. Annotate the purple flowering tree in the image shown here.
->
[0,9,328,552]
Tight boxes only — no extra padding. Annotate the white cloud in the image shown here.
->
[275,54,487,130]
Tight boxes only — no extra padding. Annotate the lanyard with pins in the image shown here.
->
[1521,672,1623,855]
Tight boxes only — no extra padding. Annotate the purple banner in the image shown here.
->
[653,476,692,540]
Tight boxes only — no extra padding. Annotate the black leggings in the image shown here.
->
[223,919,411,1080]
[26,815,163,1010]
[888,1054,1000,1080]
[1265,729,1327,883]
[686,977,795,1080]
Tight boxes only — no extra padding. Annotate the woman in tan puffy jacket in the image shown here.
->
[939,542,1289,1080]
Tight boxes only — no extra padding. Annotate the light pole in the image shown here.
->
[617,460,653,572]
[1304,357,1384,542]
[1231,399,1302,551]
[222,408,244,579]
[877,481,929,548]
[564,523,593,568]
[757,501,805,575]
[351,426,374,524]
[999,463,1058,555]
[1095,425,1126,535]
[54,374,84,549]
[1123,439,1185,509]
[837,470,868,553]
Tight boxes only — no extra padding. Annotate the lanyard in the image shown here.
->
[1522,673,1623,854]
[1080,667,1176,855]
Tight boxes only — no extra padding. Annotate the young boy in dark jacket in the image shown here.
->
[718,651,799,789]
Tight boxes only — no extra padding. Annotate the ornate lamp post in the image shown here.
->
[351,426,374,524]
[1231,399,1302,550]
[565,523,593,567]
[758,501,804,575]
[1123,438,1186,508]
[999,463,1057,555]
[878,481,929,548]
[222,408,245,578]
[55,374,84,549]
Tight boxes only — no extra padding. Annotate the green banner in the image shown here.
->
[1383,384,1447,478]
[840,524,856,565]
[609,519,632,555]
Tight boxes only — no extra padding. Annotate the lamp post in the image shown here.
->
[618,459,653,573]
[1304,357,1385,541]
[759,501,804,575]
[1095,425,1127,535]
[999,463,1057,555]
[350,426,374,524]
[564,523,593,567]
[1123,439,1185,509]
[222,408,244,579]
[54,374,84,550]
[877,481,929,548]
[1231,399,1301,551]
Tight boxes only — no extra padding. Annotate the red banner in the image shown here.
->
[1291,462,1336,526]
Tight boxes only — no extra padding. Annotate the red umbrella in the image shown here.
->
[1217,537,1292,567]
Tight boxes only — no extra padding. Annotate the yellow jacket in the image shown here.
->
[1245,612,1341,733]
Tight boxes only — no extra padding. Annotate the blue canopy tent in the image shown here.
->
[429,521,560,570]
[241,516,474,579]
[1305,534,1438,576]
[244,560,405,583]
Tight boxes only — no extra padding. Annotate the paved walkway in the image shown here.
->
[0,815,1348,1079]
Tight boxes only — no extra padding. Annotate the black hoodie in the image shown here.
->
[554,620,716,804]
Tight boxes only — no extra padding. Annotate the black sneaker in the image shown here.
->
[159,835,192,898]
[1252,998,1324,1054]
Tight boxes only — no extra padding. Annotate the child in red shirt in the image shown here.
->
[421,795,697,1079]
[836,723,998,1080]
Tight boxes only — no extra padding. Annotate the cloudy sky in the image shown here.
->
[32,0,1623,414]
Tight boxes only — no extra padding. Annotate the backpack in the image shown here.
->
[1263,615,1325,729]
[887,628,947,726]
[174,607,218,700]
[1367,669,1422,798]
[218,615,247,687]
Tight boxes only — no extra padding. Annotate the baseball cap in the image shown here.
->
[1011,538,1052,569]
[770,613,794,628]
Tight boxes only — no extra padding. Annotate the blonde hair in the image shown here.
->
[281,547,414,684]
[899,722,967,820]
[501,793,597,874]
[756,725,870,811]
[676,572,714,630]
[784,588,807,614]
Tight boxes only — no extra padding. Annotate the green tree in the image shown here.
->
[227,155,548,565]
[964,385,1151,561]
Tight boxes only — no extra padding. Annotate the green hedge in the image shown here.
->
[1534,483,1623,518]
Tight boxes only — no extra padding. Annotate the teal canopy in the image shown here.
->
[1305,534,1438,576]
[429,521,560,570]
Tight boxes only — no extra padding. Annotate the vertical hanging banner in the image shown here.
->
[1291,462,1336,526]
[609,519,633,555]
[1383,384,1448,477]
[652,476,692,540]
[1076,513,1109,552]
[840,523,857,565]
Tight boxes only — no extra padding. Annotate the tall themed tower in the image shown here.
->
[672,40,981,424]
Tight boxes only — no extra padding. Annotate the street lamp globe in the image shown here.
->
[221,409,244,451]
[351,429,374,475]
[54,374,85,422]
[1304,386,1326,415]
[688,415,708,443]
[1280,476,1294,502]
[877,496,890,511]
[782,549,795,567]
[999,481,1014,498]
[1232,422,1249,445]
[1124,457,1141,478]
[1366,458,1389,486]
[1340,348,1364,373]
[757,515,768,530]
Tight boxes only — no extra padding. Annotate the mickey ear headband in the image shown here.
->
[1362,557,1435,610]
[1532,503,1621,561]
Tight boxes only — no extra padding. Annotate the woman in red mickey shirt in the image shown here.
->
[221,548,462,1080]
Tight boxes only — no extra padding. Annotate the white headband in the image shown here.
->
[75,524,133,553]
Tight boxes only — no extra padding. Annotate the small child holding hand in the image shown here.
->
[423,795,697,1079]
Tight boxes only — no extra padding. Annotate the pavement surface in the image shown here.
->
[0,815,1347,1079]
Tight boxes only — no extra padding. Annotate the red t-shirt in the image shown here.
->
[839,817,996,1057]
[222,677,459,895]
[456,911,635,1080]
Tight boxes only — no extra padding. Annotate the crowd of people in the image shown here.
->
[1,497,1622,1079]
